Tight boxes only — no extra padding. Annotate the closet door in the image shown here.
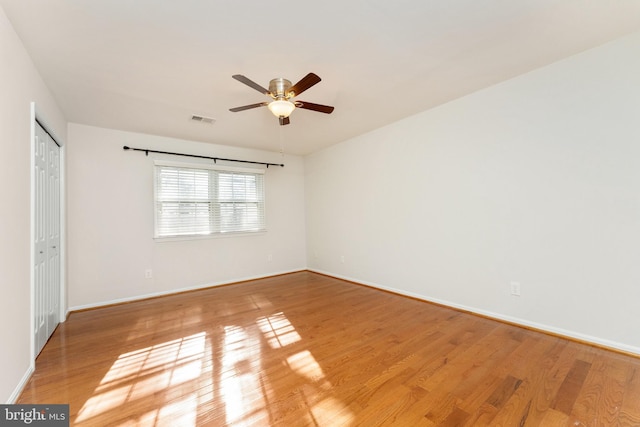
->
[46,131,60,340]
[34,122,60,356]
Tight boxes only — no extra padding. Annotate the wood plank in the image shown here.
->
[485,375,523,409]
[16,271,640,426]
[509,340,579,425]
[570,354,633,426]
[552,359,592,414]
[619,367,640,426]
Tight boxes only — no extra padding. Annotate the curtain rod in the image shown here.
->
[122,146,284,168]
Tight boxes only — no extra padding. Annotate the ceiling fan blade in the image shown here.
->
[279,116,290,126]
[288,73,321,97]
[232,75,270,95]
[229,102,269,112]
[296,101,334,114]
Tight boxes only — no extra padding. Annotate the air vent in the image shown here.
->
[191,115,216,124]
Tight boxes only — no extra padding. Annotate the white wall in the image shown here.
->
[0,6,67,402]
[66,124,306,309]
[305,31,640,354]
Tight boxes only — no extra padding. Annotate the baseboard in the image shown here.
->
[7,365,34,404]
[69,269,305,312]
[308,268,640,358]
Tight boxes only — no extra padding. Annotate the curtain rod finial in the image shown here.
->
[123,146,130,150]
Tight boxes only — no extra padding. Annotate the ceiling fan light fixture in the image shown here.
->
[268,99,295,118]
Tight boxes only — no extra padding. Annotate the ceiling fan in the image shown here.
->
[229,73,334,125]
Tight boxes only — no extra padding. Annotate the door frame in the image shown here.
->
[30,103,66,364]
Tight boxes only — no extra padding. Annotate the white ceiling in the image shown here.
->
[3,1,640,155]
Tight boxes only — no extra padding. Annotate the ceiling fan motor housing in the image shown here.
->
[269,78,293,100]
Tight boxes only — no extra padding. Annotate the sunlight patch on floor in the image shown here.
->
[221,325,268,426]
[74,318,354,425]
[256,312,301,349]
[76,332,206,424]
[286,350,326,383]
[311,396,355,426]
[282,350,354,424]
[134,393,198,427]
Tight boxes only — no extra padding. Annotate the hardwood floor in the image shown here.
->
[18,271,640,426]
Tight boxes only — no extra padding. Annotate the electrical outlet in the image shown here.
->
[340,255,345,263]
[510,281,521,296]
[145,269,153,279]
[267,254,273,262]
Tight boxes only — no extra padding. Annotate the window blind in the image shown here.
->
[154,163,266,238]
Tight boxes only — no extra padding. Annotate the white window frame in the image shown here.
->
[154,160,266,240]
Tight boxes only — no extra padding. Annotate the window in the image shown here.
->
[154,161,266,238]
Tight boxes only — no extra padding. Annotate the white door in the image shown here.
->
[34,122,60,356]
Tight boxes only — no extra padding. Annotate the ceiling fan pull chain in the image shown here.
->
[279,125,285,158]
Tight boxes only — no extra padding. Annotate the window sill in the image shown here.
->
[154,230,267,243]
